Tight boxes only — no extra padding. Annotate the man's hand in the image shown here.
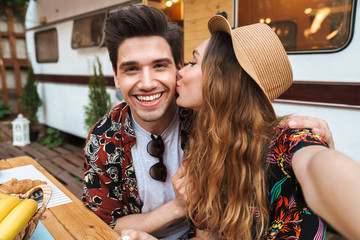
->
[278,116,334,149]
[120,229,157,240]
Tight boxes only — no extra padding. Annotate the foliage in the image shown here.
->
[84,57,112,131]
[38,127,62,148]
[0,90,11,119]
[0,104,11,119]
[0,0,28,7]
[21,61,42,128]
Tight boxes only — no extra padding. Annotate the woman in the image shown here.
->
[121,16,360,240]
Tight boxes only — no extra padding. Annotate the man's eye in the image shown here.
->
[124,67,138,73]
[154,63,167,69]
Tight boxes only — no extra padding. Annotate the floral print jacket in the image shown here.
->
[81,102,192,227]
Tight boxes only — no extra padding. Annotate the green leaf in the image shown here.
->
[21,61,42,127]
[38,127,63,148]
[0,104,11,119]
[84,57,112,131]
[0,0,28,7]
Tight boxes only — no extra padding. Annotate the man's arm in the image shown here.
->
[278,116,334,149]
[120,229,157,240]
[113,200,186,235]
[113,167,188,235]
[118,227,217,240]
[292,145,360,240]
[83,150,125,226]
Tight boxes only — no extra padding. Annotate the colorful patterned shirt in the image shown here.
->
[81,102,192,227]
[193,127,329,239]
[263,127,328,239]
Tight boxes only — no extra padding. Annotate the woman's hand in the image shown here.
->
[278,115,334,149]
[119,229,157,240]
[172,165,188,210]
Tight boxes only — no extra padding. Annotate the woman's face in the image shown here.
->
[176,39,209,110]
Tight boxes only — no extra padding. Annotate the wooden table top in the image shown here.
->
[0,156,120,240]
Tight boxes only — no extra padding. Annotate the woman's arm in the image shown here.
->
[292,145,360,240]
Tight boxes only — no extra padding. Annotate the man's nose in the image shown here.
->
[138,68,157,90]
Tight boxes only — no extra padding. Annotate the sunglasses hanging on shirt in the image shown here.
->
[147,134,167,182]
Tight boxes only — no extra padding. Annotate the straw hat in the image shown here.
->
[208,15,293,103]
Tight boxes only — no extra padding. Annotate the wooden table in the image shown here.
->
[0,156,120,240]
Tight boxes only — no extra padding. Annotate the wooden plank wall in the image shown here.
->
[0,5,28,112]
[183,0,233,61]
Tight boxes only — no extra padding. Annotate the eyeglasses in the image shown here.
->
[147,134,167,182]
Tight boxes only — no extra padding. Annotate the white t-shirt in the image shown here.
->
[131,109,189,239]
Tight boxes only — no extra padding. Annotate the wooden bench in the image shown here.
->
[0,121,12,141]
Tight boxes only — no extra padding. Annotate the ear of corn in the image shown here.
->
[0,198,38,240]
[0,195,21,222]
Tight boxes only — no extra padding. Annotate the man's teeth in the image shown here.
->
[137,93,161,102]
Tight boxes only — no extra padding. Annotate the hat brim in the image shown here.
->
[208,15,233,36]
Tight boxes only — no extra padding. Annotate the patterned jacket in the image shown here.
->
[82,102,192,227]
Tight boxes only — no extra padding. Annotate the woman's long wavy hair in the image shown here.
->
[182,31,281,239]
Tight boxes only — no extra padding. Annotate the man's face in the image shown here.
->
[114,36,177,129]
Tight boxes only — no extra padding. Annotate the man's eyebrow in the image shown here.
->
[119,58,173,70]
[153,58,173,64]
[119,61,137,70]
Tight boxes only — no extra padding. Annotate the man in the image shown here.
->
[82,6,190,240]
[82,5,333,240]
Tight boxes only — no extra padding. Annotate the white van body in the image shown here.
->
[25,0,140,139]
[272,2,359,161]
[26,0,359,162]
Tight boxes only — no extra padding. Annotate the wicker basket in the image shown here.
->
[3,183,52,240]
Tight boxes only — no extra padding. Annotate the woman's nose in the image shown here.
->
[177,68,184,81]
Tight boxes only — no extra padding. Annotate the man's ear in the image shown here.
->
[114,76,120,89]
[113,67,120,89]
[177,59,184,69]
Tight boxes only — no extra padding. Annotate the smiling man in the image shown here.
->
[82,5,192,240]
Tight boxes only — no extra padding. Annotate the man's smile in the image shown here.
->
[135,93,162,103]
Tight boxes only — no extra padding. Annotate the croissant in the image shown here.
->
[0,178,47,194]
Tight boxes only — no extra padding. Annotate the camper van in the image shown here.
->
[25,0,359,161]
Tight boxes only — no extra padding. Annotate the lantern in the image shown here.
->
[12,114,30,146]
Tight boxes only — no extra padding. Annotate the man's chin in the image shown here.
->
[130,97,177,124]
[133,109,167,123]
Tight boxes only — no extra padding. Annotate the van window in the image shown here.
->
[34,28,58,62]
[71,12,106,49]
[237,0,354,52]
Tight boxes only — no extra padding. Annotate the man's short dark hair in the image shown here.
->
[105,5,182,74]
